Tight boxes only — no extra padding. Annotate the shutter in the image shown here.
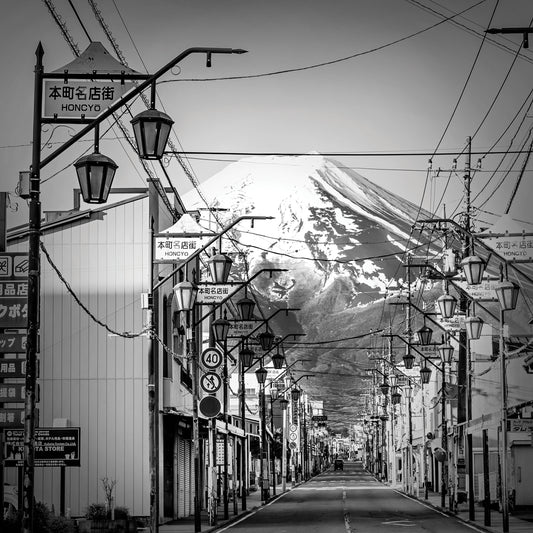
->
[184,439,192,516]
[177,438,185,517]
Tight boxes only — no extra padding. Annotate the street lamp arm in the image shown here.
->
[39,46,247,169]
[406,262,500,324]
[153,215,276,293]
[226,307,301,357]
[415,217,533,286]
[192,267,288,328]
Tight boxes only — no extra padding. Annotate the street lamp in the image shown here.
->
[237,293,256,320]
[465,316,483,340]
[494,275,519,533]
[206,250,233,284]
[461,255,486,285]
[495,280,520,311]
[212,315,231,343]
[240,344,255,368]
[437,293,457,319]
[391,388,402,405]
[173,280,198,312]
[379,380,390,395]
[271,344,285,369]
[255,364,268,385]
[420,365,432,384]
[417,325,433,345]
[131,108,174,160]
[258,329,275,351]
[73,130,117,204]
[438,341,454,365]
[403,352,415,370]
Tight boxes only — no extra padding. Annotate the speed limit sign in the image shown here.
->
[201,347,223,370]
[200,372,222,393]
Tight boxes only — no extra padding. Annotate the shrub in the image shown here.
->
[85,502,108,520]
[114,506,130,520]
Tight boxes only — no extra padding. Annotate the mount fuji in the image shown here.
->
[183,153,432,428]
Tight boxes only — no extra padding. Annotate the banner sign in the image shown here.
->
[43,80,132,119]
[3,427,81,467]
[456,280,498,301]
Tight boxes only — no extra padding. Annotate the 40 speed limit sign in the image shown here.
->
[201,347,223,370]
[200,372,222,393]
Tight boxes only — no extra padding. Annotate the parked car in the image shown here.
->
[3,483,18,519]
[334,459,344,471]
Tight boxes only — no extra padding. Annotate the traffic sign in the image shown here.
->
[200,372,222,393]
[199,395,221,418]
[201,347,223,370]
[3,427,81,467]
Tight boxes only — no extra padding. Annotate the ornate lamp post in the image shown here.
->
[494,275,520,533]
[255,361,269,502]
[461,255,486,286]
[437,293,457,319]
[417,324,433,346]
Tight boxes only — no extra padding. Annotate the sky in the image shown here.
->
[1,0,532,232]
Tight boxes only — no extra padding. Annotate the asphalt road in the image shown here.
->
[218,461,487,533]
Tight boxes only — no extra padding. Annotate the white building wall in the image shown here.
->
[7,197,153,517]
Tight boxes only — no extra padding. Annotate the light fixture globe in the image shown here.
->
[403,352,415,370]
[438,342,454,364]
[417,325,433,345]
[257,330,275,351]
[291,388,300,402]
[420,365,432,384]
[131,108,174,160]
[404,386,413,399]
[379,381,390,395]
[391,390,402,404]
[207,251,233,283]
[212,316,231,343]
[271,349,285,369]
[270,387,279,400]
[255,365,267,384]
[239,347,255,368]
[74,152,117,204]
[461,255,486,285]
[465,316,483,340]
[173,280,198,312]
[279,397,289,410]
[495,280,520,311]
[237,296,255,321]
[437,294,457,319]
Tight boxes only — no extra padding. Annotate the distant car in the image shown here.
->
[3,483,18,519]
[334,459,344,471]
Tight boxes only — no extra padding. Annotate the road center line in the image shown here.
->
[343,488,353,533]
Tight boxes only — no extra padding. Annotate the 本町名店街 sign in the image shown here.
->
[43,80,132,119]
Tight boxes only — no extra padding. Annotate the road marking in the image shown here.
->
[343,489,352,533]
[382,519,415,527]
[394,491,488,533]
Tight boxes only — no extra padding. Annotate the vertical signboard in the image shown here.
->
[0,252,29,328]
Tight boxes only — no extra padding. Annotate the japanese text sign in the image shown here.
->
[43,81,132,119]
[3,427,81,467]
[154,236,207,262]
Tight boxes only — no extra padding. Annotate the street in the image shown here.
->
[219,462,485,533]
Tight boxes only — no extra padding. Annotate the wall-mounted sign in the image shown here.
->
[0,383,25,403]
[0,252,28,328]
[0,333,27,353]
[0,358,26,378]
[3,427,81,467]
[0,408,25,428]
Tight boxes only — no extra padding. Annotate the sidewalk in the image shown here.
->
[158,482,291,533]
[401,488,533,533]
